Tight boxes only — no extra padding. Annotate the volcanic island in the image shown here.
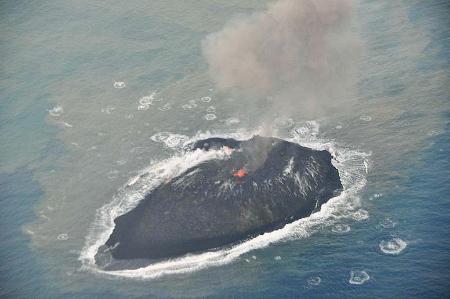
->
[95,136,342,268]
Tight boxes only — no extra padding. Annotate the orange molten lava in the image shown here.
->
[233,168,248,178]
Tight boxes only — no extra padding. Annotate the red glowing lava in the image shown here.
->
[233,168,248,178]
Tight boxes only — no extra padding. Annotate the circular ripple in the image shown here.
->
[206,106,216,113]
[379,238,407,255]
[379,218,396,229]
[201,96,212,103]
[204,114,217,121]
[331,223,351,234]
[352,209,369,221]
[349,270,370,285]
[307,276,321,286]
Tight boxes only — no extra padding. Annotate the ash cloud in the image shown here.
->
[202,0,360,120]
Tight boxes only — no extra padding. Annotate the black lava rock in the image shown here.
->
[96,136,342,265]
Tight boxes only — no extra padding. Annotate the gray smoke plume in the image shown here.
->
[202,0,360,122]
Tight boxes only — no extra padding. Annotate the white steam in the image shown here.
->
[202,0,360,118]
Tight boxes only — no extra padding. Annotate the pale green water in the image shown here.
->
[1,0,449,298]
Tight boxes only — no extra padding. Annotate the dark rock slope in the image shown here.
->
[96,136,342,263]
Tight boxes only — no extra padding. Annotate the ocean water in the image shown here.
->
[1,0,449,298]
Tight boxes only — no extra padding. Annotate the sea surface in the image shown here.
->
[1,0,449,298]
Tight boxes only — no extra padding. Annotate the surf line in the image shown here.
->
[79,128,369,279]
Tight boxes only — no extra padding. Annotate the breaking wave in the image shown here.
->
[79,122,369,279]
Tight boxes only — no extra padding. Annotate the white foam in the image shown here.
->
[101,106,115,114]
[378,218,396,229]
[126,175,140,187]
[379,238,407,255]
[201,96,212,103]
[139,98,152,106]
[295,127,309,135]
[107,170,120,181]
[150,132,172,143]
[427,130,439,137]
[206,106,216,113]
[307,276,321,286]
[113,81,126,89]
[163,134,189,149]
[225,118,240,126]
[293,121,319,137]
[79,125,370,279]
[331,223,351,234]
[150,132,189,150]
[138,104,150,111]
[138,92,157,107]
[349,270,370,285]
[57,233,69,241]
[158,103,171,111]
[274,118,294,129]
[363,160,369,174]
[181,104,194,110]
[351,209,369,221]
[274,256,282,261]
[49,105,64,117]
[369,193,383,200]
[24,229,35,236]
[359,115,372,122]
[204,114,217,121]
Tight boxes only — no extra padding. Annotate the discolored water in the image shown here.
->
[1,0,449,298]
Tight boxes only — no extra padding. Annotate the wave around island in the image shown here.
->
[79,124,369,279]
